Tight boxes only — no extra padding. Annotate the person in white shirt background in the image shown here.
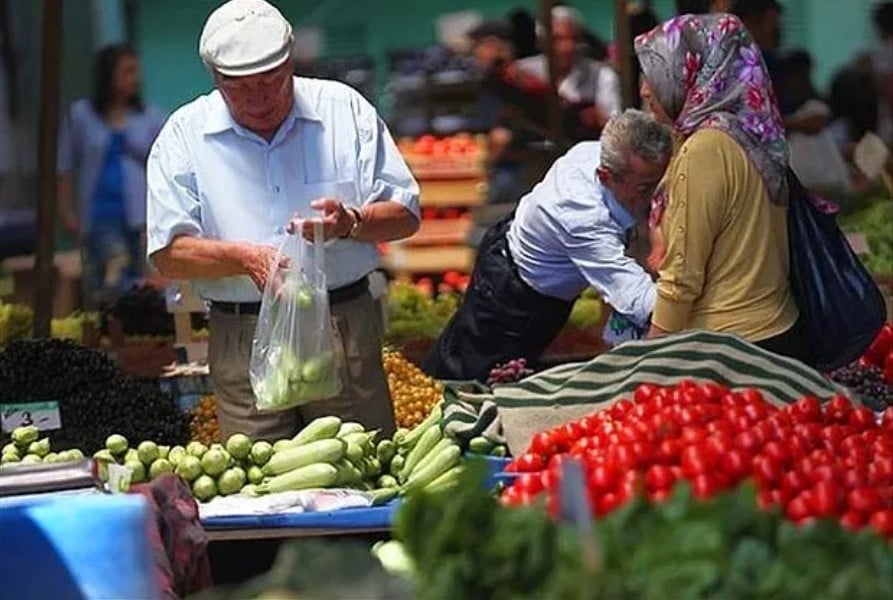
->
[516,5,622,139]
[423,109,671,383]
[145,0,420,441]
[779,50,851,193]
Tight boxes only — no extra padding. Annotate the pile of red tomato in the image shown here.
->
[864,323,893,384]
[502,381,893,539]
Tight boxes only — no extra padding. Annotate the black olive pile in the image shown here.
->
[0,339,189,453]
[828,362,893,409]
[111,285,175,336]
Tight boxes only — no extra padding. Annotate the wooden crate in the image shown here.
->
[381,244,474,276]
[163,281,210,361]
[406,154,487,180]
[419,179,487,207]
[402,218,473,247]
[2,251,82,318]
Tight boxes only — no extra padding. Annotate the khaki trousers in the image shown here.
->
[208,290,395,442]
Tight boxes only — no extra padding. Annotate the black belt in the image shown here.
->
[211,276,369,316]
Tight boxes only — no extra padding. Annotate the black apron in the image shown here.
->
[422,214,574,382]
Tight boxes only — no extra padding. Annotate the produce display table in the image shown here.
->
[202,457,512,541]
[201,501,398,541]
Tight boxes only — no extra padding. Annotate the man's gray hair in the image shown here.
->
[600,109,673,175]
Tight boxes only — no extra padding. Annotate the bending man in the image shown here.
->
[423,109,671,382]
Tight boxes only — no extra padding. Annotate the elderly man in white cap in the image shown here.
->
[146,0,420,440]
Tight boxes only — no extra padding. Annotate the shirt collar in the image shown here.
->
[203,77,322,137]
[601,186,636,232]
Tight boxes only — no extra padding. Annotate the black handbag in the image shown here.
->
[786,171,887,371]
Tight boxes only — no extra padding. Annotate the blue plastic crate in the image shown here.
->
[0,493,159,599]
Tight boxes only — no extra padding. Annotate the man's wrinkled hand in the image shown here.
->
[286,198,354,242]
[244,244,287,292]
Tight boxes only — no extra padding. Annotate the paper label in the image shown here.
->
[0,401,62,433]
[107,463,133,494]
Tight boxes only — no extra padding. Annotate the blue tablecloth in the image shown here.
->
[202,456,513,532]
[202,501,398,531]
[0,493,159,599]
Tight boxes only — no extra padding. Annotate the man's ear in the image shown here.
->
[596,166,611,185]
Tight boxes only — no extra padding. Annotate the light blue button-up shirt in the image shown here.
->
[58,99,166,231]
[146,77,420,302]
[506,142,655,327]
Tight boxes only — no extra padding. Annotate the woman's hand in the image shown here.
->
[647,323,668,339]
[646,227,666,275]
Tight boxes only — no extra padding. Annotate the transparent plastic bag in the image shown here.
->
[250,222,342,411]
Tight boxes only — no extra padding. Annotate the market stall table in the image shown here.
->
[201,501,398,541]
[201,456,511,541]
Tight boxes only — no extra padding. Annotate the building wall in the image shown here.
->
[134,0,679,113]
[132,0,880,113]
[787,0,876,90]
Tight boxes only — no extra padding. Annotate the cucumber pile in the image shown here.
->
[388,406,464,496]
[211,416,398,506]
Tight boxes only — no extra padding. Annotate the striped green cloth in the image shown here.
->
[441,381,506,448]
[442,398,506,448]
[449,330,849,455]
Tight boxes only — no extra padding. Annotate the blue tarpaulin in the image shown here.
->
[0,493,159,599]
[202,501,399,531]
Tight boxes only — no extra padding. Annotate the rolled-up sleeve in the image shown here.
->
[145,119,202,259]
[564,223,656,328]
[354,95,420,218]
[652,142,725,332]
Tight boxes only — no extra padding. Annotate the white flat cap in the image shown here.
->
[199,0,294,77]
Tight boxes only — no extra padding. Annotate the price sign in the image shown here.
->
[0,401,62,433]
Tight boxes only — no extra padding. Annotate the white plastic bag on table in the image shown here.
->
[250,221,342,411]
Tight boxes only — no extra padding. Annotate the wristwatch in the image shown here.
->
[341,206,364,239]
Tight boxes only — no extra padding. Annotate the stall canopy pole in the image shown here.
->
[34,0,64,337]
[614,0,634,109]
[538,0,564,150]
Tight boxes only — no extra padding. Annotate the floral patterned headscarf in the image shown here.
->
[635,13,789,225]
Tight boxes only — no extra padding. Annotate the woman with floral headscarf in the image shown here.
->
[635,13,808,362]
